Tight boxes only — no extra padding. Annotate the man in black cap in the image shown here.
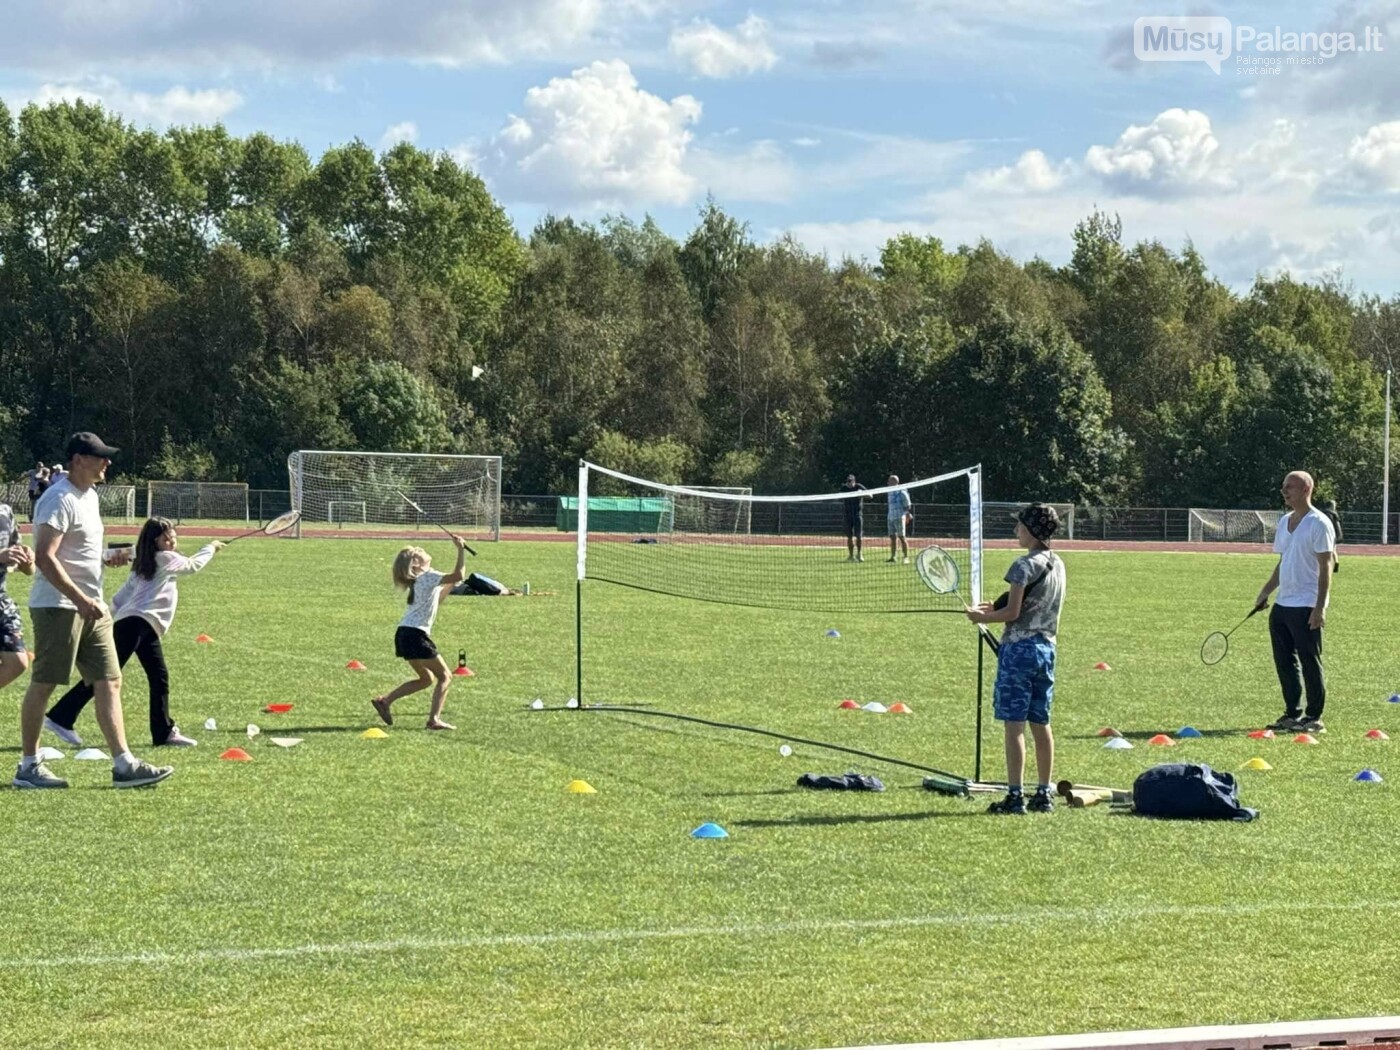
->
[12,432,173,789]
[966,502,1066,815]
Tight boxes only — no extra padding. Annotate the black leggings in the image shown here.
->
[1269,604,1326,720]
[47,617,173,745]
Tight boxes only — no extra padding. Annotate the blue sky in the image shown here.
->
[3,0,1400,291]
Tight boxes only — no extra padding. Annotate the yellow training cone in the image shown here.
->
[361,727,389,740]
[1241,757,1273,771]
[566,779,597,794]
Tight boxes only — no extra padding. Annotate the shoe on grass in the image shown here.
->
[112,759,173,789]
[1298,718,1326,734]
[44,717,83,748]
[12,761,69,789]
[1027,791,1055,814]
[986,793,1027,815]
[158,728,198,747]
[1266,715,1301,732]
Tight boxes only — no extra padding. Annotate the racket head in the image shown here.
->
[262,509,301,536]
[1200,631,1229,665]
[914,545,960,595]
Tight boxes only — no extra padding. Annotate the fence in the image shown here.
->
[8,483,1395,545]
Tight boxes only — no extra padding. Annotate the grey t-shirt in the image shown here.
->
[1001,549,1066,645]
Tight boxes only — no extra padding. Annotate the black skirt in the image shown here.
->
[394,625,439,661]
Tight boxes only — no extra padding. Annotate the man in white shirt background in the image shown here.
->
[1255,470,1335,735]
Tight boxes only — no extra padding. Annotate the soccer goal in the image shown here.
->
[1188,509,1277,544]
[97,484,137,523]
[287,451,502,540]
[147,481,249,522]
[573,460,990,777]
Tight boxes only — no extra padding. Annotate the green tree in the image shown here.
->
[339,359,450,452]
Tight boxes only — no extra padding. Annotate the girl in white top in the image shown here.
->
[373,534,467,731]
[46,517,222,747]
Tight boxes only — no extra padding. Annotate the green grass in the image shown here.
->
[2,539,1399,1049]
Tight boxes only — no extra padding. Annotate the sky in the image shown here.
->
[2,0,1400,292]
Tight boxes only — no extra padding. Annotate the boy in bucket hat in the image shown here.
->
[966,502,1066,814]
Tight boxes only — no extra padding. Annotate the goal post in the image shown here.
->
[1188,509,1276,543]
[287,451,502,540]
[574,459,988,778]
[147,481,249,522]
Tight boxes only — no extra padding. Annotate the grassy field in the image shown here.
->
[2,537,1398,1049]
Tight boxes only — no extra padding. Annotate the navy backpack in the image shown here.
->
[1132,763,1258,822]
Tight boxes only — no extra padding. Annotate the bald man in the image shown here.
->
[1255,471,1335,734]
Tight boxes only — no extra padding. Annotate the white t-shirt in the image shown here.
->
[399,570,445,633]
[112,545,218,635]
[0,503,18,592]
[1272,508,1335,608]
[29,478,106,610]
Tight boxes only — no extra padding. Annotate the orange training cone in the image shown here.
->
[1247,729,1275,739]
[1096,727,1123,738]
[1148,734,1176,747]
[1365,729,1390,740]
[1093,662,1112,671]
[453,666,474,677]
[889,702,913,714]
[346,660,367,671]
[838,699,860,710]
[196,633,213,643]
[263,703,294,714]
[219,747,253,762]
[1294,733,1319,745]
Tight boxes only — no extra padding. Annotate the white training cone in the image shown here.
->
[530,699,545,710]
[74,748,109,761]
[1104,737,1134,750]
[270,737,303,748]
[862,701,888,713]
[36,746,64,762]
[246,724,260,739]
[779,745,793,757]
[565,697,579,709]
[204,718,217,731]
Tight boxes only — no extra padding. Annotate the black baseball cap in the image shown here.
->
[1013,502,1060,542]
[65,432,120,459]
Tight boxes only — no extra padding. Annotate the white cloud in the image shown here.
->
[484,60,700,208]
[25,77,243,126]
[0,0,612,71]
[669,15,778,78]
[689,139,799,203]
[1345,121,1400,192]
[1085,108,1229,195]
[379,121,418,149]
[965,149,1069,194]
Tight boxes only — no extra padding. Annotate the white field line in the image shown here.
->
[7,898,1399,971]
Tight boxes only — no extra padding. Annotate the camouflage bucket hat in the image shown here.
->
[1014,502,1060,542]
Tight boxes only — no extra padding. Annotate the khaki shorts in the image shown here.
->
[29,607,121,686]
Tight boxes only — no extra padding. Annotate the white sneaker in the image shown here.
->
[44,717,83,748]
[856,554,864,562]
[158,728,198,747]
[903,556,911,564]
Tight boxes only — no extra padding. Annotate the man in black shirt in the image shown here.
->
[841,474,867,562]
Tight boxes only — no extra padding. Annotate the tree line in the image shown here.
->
[2,99,1396,508]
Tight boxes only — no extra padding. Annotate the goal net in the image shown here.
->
[673,485,752,534]
[147,481,249,521]
[287,451,502,540]
[1188,509,1277,544]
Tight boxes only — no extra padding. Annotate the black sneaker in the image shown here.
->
[1027,791,1055,813]
[1266,715,1302,732]
[1298,718,1326,734]
[987,793,1027,815]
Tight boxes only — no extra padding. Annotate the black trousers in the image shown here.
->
[1269,604,1325,720]
[47,616,174,745]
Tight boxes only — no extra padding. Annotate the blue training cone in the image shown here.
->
[1355,769,1384,783]
[1389,694,1400,704]
[825,629,841,639]
[1178,726,1203,738]
[691,822,729,839]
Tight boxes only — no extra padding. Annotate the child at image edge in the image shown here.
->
[373,534,467,731]
[966,502,1066,815]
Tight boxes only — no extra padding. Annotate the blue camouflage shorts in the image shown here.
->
[0,592,25,654]
[993,636,1055,724]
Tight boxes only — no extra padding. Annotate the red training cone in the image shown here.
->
[1093,662,1112,671]
[1366,729,1390,740]
[1096,726,1123,738]
[263,703,294,714]
[1247,729,1275,739]
[1148,734,1176,747]
[219,747,253,762]
[346,660,367,671]
[452,666,474,677]
[838,699,860,710]
[196,633,214,643]
[1293,733,1319,745]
